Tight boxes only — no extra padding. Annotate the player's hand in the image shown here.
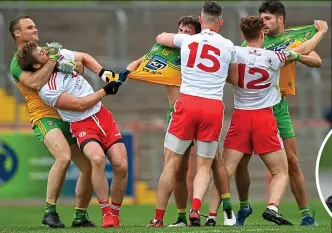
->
[46,42,63,61]
[99,68,116,82]
[314,20,328,33]
[102,81,122,95]
[57,60,76,74]
[118,69,131,83]
[283,48,300,61]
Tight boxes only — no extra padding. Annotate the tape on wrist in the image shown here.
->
[295,53,302,61]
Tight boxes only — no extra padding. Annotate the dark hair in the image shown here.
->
[178,15,201,33]
[9,15,31,40]
[16,41,39,72]
[202,1,222,17]
[259,0,286,23]
[240,16,264,41]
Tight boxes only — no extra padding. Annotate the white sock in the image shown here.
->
[267,204,278,213]
[208,216,216,220]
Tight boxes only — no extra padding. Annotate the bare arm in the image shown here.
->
[74,61,84,75]
[127,56,144,71]
[74,52,103,76]
[19,59,57,90]
[226,63,238,85]
[297,51,322,68]
[156,33,176,47]
[56,89,106,112]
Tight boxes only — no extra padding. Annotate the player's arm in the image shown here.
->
[41,81,122,112]
[292,20,328,55]
[127,56,144,71]
[74,61,84,75]
[296,51,322,68]
[226,45,238,85]
[156,33,190,48]
[19,60,57,91]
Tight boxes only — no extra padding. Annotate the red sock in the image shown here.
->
[155,209,165,221]
[267,203,278,208]
[111,202,121,216]
[192,198,202,211]
[209,212,217,217]
[99,201,111,215]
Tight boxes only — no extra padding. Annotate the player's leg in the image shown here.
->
[34,118,71,228]
[81,140,115,228]
[234,154,253,226]
[148,134,192,227]
[207,149,235,226]
[168,146,191,227]
[148,95,195,227]
[165,105,189,227]
[260,150,291,225]
[223,109,254,226]
[273,98,316,225]
[189,98,225,227]
[69,144,96,227]
[106,142,128,227]
[252,108,291,225]
[58,120,95,227]
[186,145,197,202]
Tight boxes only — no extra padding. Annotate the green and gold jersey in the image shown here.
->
[128,44,181,86]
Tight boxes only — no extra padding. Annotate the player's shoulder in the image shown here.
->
[10,54,23,82]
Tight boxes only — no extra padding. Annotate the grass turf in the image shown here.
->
[0,200,330,232]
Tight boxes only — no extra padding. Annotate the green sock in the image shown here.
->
[45,200,56,214]
[222,193,232,210]
[73,208,88,223]
[240,199,250,209]
[300,206,311,217]
[177,209,187,222]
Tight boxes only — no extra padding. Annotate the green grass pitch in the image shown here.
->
[0,201,330,233]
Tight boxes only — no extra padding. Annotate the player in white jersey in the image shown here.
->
[204,16,329,226]
[147,1,238,227]
[221,16,321,226]
[16,41,129,228]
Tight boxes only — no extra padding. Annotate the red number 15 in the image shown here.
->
[186,42,221,73]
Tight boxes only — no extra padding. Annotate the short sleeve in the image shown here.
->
[39,84,64,107]
[60,49,76,61]
[229,44,237,64]
[269,51,286,70]
[10,56,23,82]
[173,34,191,48]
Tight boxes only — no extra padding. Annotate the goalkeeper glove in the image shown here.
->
[46,42,63,61]
[57,60,76,74]
[99,68,116,82]
[102,81,122,95]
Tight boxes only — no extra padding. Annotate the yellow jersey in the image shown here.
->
[10,55,61,126]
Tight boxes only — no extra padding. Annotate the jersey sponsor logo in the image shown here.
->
[145,55,167,70]
[47,121,54,126]
[264,39,294,51]
[0,142,19,186]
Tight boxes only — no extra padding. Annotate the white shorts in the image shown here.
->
[164,132,218,158]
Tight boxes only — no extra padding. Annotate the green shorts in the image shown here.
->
[166,106,175,125]
[273,97,295,140]
[32,117,76,145]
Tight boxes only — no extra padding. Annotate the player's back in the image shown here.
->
[233,46,285,110]
[178,29,237,101]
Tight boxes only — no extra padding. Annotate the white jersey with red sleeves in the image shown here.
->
[38,49,101,122]
[233,46,286,110]
[173,29,237,101]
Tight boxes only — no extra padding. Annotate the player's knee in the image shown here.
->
[113,159,128,178]
[90,152,106,168]
[54,154,71,169]
[287,152,300,171]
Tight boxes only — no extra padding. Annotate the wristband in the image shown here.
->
[295,53,301,61]
[98,68,105,77]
